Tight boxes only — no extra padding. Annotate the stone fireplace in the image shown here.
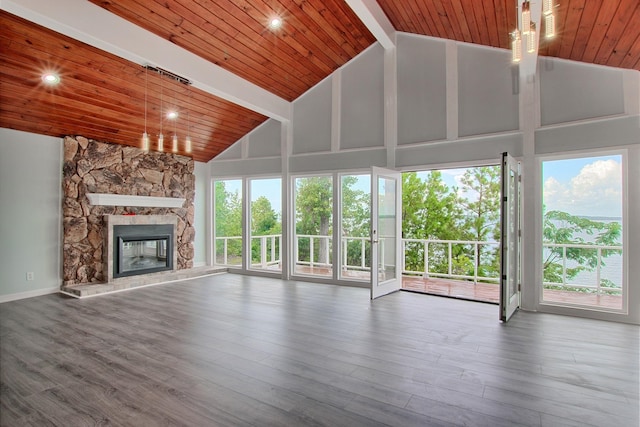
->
[62,136,195,288]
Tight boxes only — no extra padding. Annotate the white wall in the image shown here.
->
[0,129,62,302]
[193,161,209,267]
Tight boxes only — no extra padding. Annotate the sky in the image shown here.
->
[542,155,622,218]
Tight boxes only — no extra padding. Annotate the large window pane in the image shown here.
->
[541,154,624,310]
[294,176,333,277]
[340,174,370,280]
[214,179,242,267]
[250,178,282,271]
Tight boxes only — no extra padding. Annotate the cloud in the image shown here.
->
[544,159,622,217]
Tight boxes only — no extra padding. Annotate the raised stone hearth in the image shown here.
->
[61,266,227,297]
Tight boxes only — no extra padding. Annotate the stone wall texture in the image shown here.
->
[62,136,195,286]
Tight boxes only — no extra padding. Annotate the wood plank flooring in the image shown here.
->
[1,274,638,426]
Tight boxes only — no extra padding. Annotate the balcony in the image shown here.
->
[214,235,622,309]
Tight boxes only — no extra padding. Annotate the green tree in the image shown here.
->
[214,180,242,263]
[341,176,370,268]
[543,209,621,288]
[214,180,242,237]
[251,196,279,235]
[458,167,501,278]
[295,177,333,264]
[401,171,462,274]
[459,166,501,242]
[250,196,280,265]
[341,176,369,238]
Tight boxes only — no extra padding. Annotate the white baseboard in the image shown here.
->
[0,286,60,303]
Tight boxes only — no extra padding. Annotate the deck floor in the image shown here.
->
[292,267,623,310]
[402,276,623,310]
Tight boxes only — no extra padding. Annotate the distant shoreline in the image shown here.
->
[579,216,622,221]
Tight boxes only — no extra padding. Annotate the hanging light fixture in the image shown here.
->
[511,0,556,62]
[142,65,149,151]
[528,22,537,53]
[158,72,164,152]
[512,1,557,63]
[543,0,556,39]
[141,65,192,154]
[185,85,192,154]
[511,29,522,63]
[172,120,179,153]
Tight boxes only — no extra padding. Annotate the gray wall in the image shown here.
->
[397,36,447,145]
[0,129,62,301]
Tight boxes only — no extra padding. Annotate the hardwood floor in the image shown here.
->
[1,274,638,426]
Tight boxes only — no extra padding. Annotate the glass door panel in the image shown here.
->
[249,178,282,272]
[293,176,333,277]
[371,167,402,299]
[214,179,242,267]
[340,174,371,281]
[500,153,520,321]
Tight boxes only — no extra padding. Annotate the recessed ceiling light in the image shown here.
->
[42,73,60,85]
[269,17,282,30]
[167,111,178,120]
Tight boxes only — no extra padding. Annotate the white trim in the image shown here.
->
[332,72,341,153]
[86,193,185,208]
[0,287,59,303]
[445,40,459,141]
[345,0,396,50]
[536,149,631,322]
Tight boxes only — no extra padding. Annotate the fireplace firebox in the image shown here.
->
[113,224,174,278]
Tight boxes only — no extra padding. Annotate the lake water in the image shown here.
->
[544,219,623,288]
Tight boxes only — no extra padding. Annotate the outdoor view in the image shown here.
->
[213,154,624,310]
[401,167,502,302]
[542,154,624,310]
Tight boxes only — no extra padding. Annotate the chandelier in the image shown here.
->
[512,0,556,63]
[141,65,192,154]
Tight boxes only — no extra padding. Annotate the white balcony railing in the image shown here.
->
[542,242,622,295]
[214,235,623,293]
[402,238,500,284]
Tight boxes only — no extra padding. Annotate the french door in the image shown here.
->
[500,152,521,321]
[371,167,402,299]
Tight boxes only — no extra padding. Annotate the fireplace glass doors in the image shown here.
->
[113,224,174,278]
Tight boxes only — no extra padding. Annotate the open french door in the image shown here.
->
[500,152,521,321]
[371,167,402,299]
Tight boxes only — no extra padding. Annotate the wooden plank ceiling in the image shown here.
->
[1,1,639,162]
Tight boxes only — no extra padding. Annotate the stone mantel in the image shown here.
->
[87,193,185,208]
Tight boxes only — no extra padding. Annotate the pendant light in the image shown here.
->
[158,72,164,152]
[527,22,537,53]
[543,0,556,39]
[142,65,149,151]
[141,65,192,154]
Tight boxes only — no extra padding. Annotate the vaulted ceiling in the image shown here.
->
[1,1,638,162]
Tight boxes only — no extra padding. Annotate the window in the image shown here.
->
[541,153,625,311]
[293,176,333,277]
[214,179,242,267]
[249,178,282,271]
[339,174,371,280]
